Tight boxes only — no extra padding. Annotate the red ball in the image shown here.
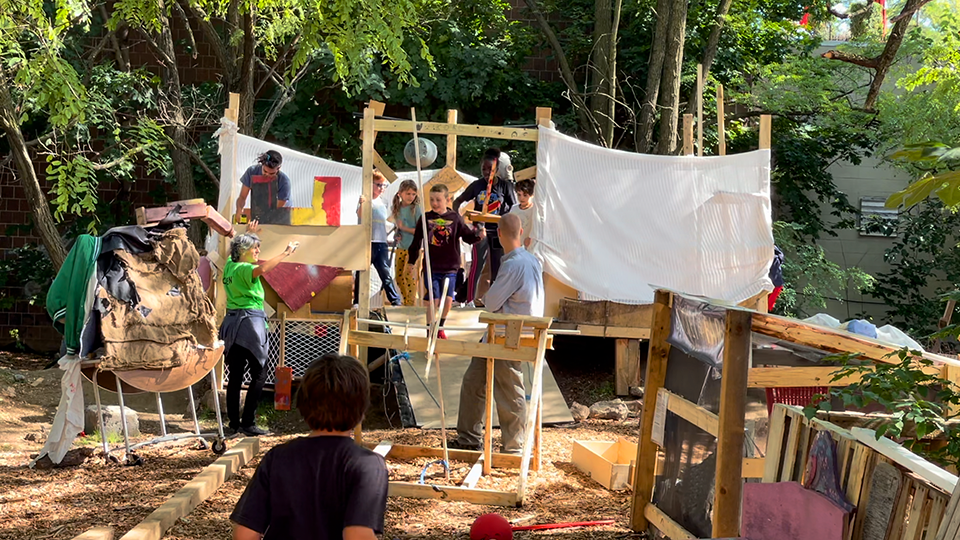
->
[470,513,513,540]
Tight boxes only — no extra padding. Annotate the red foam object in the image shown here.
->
[471,514,513,540]
[260,262,342,312]
[742,482,849,540]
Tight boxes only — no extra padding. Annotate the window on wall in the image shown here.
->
[859,196,899,237]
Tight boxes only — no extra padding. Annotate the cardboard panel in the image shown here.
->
[255,224,368,270]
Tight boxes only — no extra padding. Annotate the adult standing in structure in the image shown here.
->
[234,150,292,221]
[449,213,543,453]
[221,221,299,436]
[453,148,516,307]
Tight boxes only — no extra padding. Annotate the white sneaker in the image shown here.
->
[465,301,476,308]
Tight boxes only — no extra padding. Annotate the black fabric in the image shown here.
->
[220,308,269,361]
[97,225,153,307]
[226,345,267,429]
[769,245,785,287]
[230,436,389,539]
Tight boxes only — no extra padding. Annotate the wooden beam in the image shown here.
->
[763,405,788,482]
[478,312,553,329]
[226,93,240,123]
[514,166,536,181]
[644,503,697,540]
[359,107,375,368]
[615,339,642,395]
[387,482,517,506]
[372,152,397,182]
[713,309,751,538]
[759,114,772,150]
[659,388,719,436]
[492,334,554,349]
[362,442,522,469]
[517,328,551,505]
[72,528,114,540]
[630,291,672,531]
[696,64,704,157]
[682,114,694,156]
[118,438,259,540]
[574,324,651,340]
[447,109,458,169]
[373,119,539,141]
[742,457,765,479]
[484,326,495,476]
[347,330,540,363]
[717,84,726,156]
[748,366,872,387]
[462,455,484,488]
[852,427,958,494]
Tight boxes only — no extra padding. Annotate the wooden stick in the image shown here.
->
[712,309,751,538]
[630,290,672,531]
[431,277,451,481]
[410,108,438,376]
[682,114,694,156]
[447,109,458,169]
[484,325,495,476]
[717,84,726,156]
[481,154,498,215]
[359,107,375,369]
[697,64,704,157]
[279,311,287,368]
[759,114,772,150]
[516,325,551,505]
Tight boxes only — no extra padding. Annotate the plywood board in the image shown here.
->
[255,224,367,270]
[424,165,467,193]
[390,307,573,428]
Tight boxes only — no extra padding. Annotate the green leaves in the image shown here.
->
[886,142,960,210]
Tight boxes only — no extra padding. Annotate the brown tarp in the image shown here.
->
[98,228,218,371]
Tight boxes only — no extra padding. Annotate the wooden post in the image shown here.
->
[615,339,641,396]
[630,290,673,531]
[534,377,543,472]
[682,114,694,156]
[447,109,458,169]
[697,64,704,157]
[215,92,241,389]
[359,108,375,369]
[717,84,726,156]
[367,100,397,181]
[484,325,495,475]
[759,114,772,150]
[712,309,752,538]
[516,326,551,505]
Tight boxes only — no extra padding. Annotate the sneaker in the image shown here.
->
[447,439,481,451]
[437,330,448,340]
[464,301,476,308]
[240,425,270,437]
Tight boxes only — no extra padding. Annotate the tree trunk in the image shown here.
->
[590,0,614,146]
[863,0,919,111]
[683,0,732,116]
[636,0,672,153]
[654,0,688,155]
[0,80,68,270]
[238,3,256,133]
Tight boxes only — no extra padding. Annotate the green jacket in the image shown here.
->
[46,235,101,355]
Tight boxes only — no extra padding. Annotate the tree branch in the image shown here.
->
[889,0,934,23]
[167,137,219,187]
[821,50,879,69]
[182,1,236,77]
[828,0,876,19]
[172,0,198,60]
[137,29,174,65]
[254,34,302,96]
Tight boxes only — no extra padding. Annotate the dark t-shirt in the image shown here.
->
[240,164,292,203]
[453,178,516,231]
[230,436,388,539]
[408,209,482,274]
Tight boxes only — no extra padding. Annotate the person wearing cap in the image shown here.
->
[453,148,517,307]
[235,150,292,222]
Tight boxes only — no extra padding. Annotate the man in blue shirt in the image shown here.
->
[235,150,292,222]
[450,213,544,453]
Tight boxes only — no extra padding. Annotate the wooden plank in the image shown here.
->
[504,320,523,349]
[338,310,350,355]
[852,427,958,494]
[717,84,726,156]
[372,151,397,182]
[780,412,803,482]
[890,479,915,540]
[387,482,517,506]
[135,207,147,226]
[763,404,788,482]
[373,119,539,141]
[492,334,554,349]
[935,480,960,540]
[905,486,930,540]
[748,366,871,387]
[682,114,694,156]
[630,290,672,532]
[644,503,697,540]
[713,309,751,538]
[363,442,522,469]
[928,495,947,540]
[845,444,870,505]
[348,330,540,363]
[514,166,536,181]
[742,457,765,479]
[359,106,375,367]
[373,440,392,457]
[851,451,878,540]
[574,324,650,339]
[797,422,812,484]
[484,326,495,476]
[517,328,550,505]
[446,109,458,169]
[119,438,259,540]
[659,388,719,436]
[462,455,484,488]
[759,114,772,150]
[615,339,642,396]
[696,64,704,157]
[478,312,553,329]
[72,528,114,540]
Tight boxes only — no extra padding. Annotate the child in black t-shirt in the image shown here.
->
[230,354,388,540]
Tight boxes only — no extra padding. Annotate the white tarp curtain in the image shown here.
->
[532,126,774,304]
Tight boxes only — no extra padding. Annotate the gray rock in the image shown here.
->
[2,386,15,398]
[84,405,140,438]
[13,373,26,383]
[589,399,629,421]
[570,402,590,422]
[201,388,244,415]
[624,399,643,413]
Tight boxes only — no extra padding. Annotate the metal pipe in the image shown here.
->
[354,317,581,335]
[155,393,167,437]
[92,370,109,458]
[114,373,132,459]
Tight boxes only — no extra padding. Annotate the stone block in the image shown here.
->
[84,405,140,438]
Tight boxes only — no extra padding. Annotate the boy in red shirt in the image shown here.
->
[408,184,483,338]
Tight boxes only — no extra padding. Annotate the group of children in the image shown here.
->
[366,148,537,337]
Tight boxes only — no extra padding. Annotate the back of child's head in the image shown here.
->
[430,184,450,197]
[297,353,369,432]
[516,179,535,196]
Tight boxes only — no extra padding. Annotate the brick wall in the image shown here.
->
[507,0,563,83]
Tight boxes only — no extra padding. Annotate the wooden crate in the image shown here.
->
[571,437,638,490]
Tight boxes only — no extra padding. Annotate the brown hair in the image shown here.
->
[516,179,535,196]
[296,353,369,431]
[392,179,420,218]
[430,183,449,196]
[372,170,387,184]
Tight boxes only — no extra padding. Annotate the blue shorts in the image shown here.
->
[427,272,457,299]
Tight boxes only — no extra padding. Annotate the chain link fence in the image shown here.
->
[225,318,342,386]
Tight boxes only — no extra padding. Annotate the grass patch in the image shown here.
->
[76,431,125,446]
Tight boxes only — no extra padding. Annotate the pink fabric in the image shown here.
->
[197,256,212,292]
[261,262,342,312]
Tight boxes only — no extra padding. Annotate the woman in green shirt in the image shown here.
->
[221,222,298,436]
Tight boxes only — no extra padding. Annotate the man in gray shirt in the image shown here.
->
[450,213,544,453]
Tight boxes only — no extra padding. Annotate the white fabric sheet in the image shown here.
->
[532,127,774,304]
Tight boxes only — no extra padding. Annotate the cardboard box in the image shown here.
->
[571,437,638,490]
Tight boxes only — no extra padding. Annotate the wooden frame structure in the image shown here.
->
[630,290,960,538]
[338,308,553,507]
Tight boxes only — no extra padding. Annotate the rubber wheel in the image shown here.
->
[106,454,121,465]
[212,439,227,455]
[125,453,144,467]
[194,439,210,451]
